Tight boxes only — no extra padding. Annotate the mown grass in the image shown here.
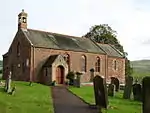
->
[69,86,142,113]
[0,81,54,113]
[0,73,2,79]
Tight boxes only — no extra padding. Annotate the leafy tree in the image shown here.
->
[84,24,132,76]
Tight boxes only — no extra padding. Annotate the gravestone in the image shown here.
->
[132,83,142,101]
[93,75,108,111]
[108,84,115,97]
[123,75,133,99]
[90,68,95,82]
[142,76,150,113]
[5,71,12,93]
[73,72,81,88]
[111,77,120,92]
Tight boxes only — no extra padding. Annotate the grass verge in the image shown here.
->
[69,86,142,113]
[0,81,53,113]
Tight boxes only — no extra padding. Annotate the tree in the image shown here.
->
[84,24,132,76]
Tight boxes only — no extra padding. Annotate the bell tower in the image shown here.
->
[18,9,28,30]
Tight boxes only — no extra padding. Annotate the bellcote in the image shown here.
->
[18,9,28,30]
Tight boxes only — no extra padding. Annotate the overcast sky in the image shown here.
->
[1,0,150,61]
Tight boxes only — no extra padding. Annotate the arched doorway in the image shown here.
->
[56,65,65,84]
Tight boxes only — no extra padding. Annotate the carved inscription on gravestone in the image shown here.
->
[93,75,108,108]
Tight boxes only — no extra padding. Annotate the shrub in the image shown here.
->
[0,69,2,74]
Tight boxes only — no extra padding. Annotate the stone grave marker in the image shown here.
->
[5,71,12,93]
[108,84,115,97]
[142,76,150,113]
[123,75,133,99]
[90,68,95,82]
[93,75,108,111]
[111,77,120,92]
[73,72,82,88]
[132,83,142,101]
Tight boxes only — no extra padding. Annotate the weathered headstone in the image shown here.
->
[123,75,133,99]
[142,76,150,113]
[132,83,142,101]
[93,75,108,112]
[111,77,120,92]
[5,71,12,93]
[73,72,81,88]
[108,84,115,97]
[90,68,95,82]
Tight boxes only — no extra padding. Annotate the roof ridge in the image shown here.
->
[108,44,124,57]
[27,28,83,39]
[89,40,107,54]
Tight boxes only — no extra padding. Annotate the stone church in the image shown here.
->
[2,10,125,85]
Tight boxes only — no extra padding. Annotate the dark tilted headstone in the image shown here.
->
[132,83,142,101]
[142,76,150,113]
[123,76,133,99]
[93,75,108,111]
[108,84,115,97]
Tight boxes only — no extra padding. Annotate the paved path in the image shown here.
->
[51,86,98,113]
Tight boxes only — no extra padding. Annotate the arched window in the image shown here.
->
[63,53,70,70]
[95,57,101,72]
[114,60,117,70]
[17,42,20,56]
[81,55,86,72]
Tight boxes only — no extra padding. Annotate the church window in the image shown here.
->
[114,60,117,70]
[17,42,20,56]
[81,55,86,72]
[95,57,101,72]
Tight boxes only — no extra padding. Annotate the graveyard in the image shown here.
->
[0,81,53,113]
[0,74,149,113]
[69,86,142,113]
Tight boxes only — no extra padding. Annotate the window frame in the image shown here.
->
[95,57,101,72]
[81,55,87,72]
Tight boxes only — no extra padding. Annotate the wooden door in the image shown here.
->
[56,66,64,84]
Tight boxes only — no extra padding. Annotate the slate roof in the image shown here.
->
[43,55,58,67]
[22,29,106,54]
[21,28,124,58]
[96,43,124,58]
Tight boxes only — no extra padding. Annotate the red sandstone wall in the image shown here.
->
[3,30,31,81]
[32,47,107,83]
[107,57,125,84]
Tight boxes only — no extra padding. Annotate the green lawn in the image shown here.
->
[69,86,142,113]
[0,81,54,113]
[0,73,2,79]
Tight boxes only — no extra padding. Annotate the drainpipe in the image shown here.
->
[105,55,108,83]
[31,46,34,82]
